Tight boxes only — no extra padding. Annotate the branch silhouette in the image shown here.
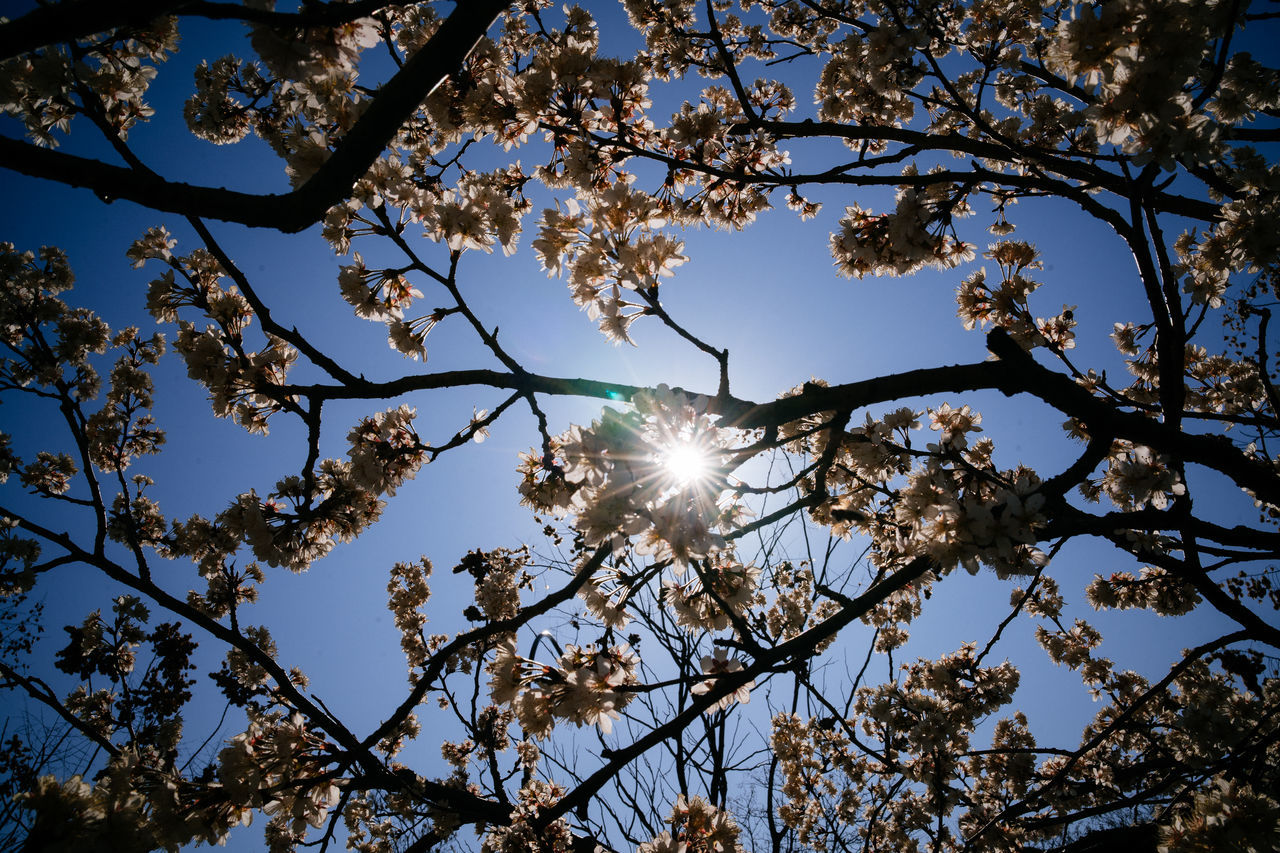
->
[0,0,507,231]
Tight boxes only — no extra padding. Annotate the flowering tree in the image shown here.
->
[2,0,1280,851]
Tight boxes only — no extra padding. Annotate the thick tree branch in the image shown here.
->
[0,0,508,231]
[0,0,189,60]
[0,0,425,60]
[985,329,1280,508]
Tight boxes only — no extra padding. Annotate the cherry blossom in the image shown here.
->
[1,2,1279,852]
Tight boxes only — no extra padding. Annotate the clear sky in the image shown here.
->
[0,2,1253,849]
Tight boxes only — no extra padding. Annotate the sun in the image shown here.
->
[660,440,712,487]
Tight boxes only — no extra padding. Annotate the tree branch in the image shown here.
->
[0,0,508,231]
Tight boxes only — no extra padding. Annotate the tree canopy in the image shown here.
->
[2,1,1280,851]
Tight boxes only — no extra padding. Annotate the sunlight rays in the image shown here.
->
[660,440,713,487]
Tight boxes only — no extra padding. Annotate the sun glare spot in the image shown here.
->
[661,441,711,486]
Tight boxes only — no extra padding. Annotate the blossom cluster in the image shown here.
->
[690,649,754,712]
[829,181,974,279]
[386,557,433,675]
[1088,442,1186,511]
[1044,0,1228,169]
[218,712,342,836]
[1086,567,1201,616]
[770,644,1029,850]
[488,639,638,737]
[132,228,300,435]
[788,399,1047,579]
[346,406,425,498]
[638,794,746,853]
[480,780,573,853]
[816,25,923,128]
[663,553,761,634]
[85,329,166,474]
[159,407,425,578]
[533,187,687,344]
[1159,777,1280,852]
[577,568,634,629]
[1,242,107,398]
[457,547,535,623]
[761,563,836,643]
[955,241,1076,352]
[184,56,268,145]
[0,16,177,146]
